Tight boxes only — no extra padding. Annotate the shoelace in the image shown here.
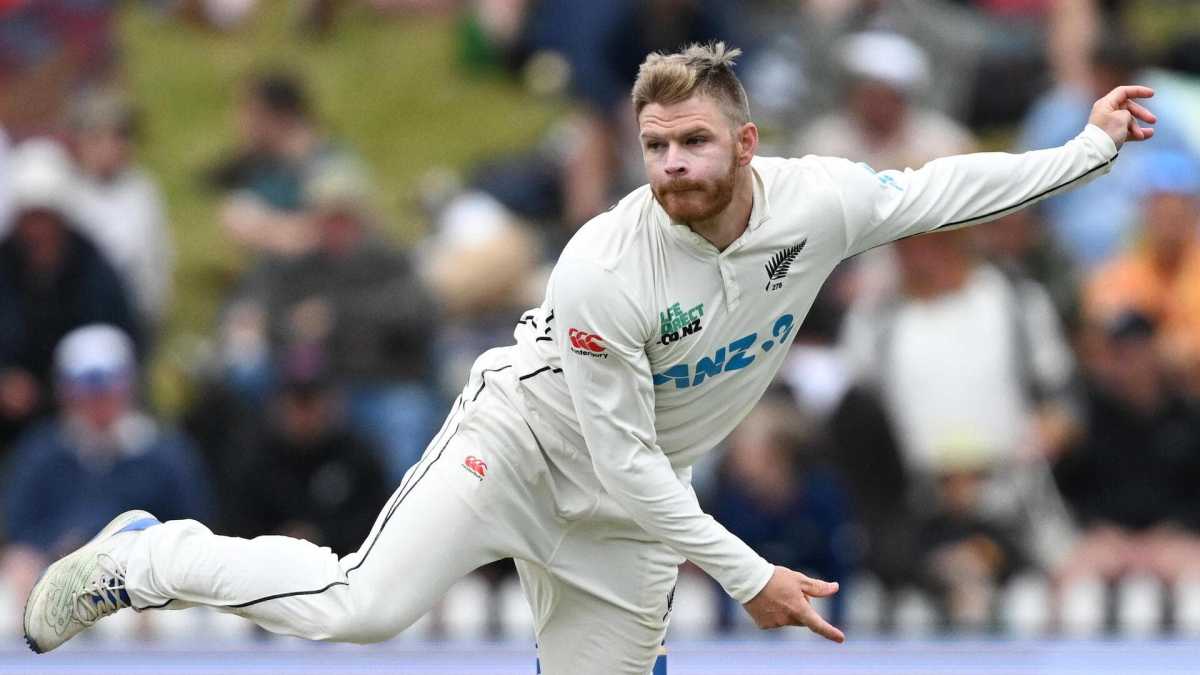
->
[72,553,130,626]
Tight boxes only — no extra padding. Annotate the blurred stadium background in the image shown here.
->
[3,0,1200,672]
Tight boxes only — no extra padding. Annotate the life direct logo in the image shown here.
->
[653,313,795,389]
[659,302,704,346]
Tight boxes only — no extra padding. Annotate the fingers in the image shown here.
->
[1128,113,1143,141]
[798,604,846,643]
[1105,85,1154,107]
[792,574,846,641]
[800,576,840,598]
[1123,99,1157,125]
[1119,108,1155,141]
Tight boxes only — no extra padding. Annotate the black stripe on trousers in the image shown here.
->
[133,598,174,611]
[223,416,468,609]
[220,365,529,609]
[343,392,468,570]
[386,392,465,518]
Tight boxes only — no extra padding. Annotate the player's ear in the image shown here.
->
[735,122,758,166]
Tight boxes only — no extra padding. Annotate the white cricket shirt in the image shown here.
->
[503,124,1118,603]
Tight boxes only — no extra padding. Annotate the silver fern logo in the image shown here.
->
[764,239,806,291]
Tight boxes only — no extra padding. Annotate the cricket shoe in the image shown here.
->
[23,509,160,654]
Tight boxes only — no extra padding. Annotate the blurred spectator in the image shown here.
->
[226,349,389,556]
[1018,36,1200,268]
[208,71,363,258]
[220,160,440,481]
[1054,310,1200,590]
[421,191,541,319]
[0,0,121,140]
[419,190,543,396]
[0,325,212,616]
[914,460,1031,629]
[0,126,10,224]
[1083,151,1200,390]
[509,0,734,229]
[841,230,1078,481]
[175,0,260,31]
[705,395,857,630]
[0,140,140,447]
[973,209,1080,321]
[68,88,175,328]
[823,384,909,605]
[779,323,853,423]
[740,0,987,140]
[793,31,976,172]
[839,230,1077,625]
[1042,0,1200,84]
[952,0,1056,130]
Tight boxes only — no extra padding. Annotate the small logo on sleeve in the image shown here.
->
[568,328,608,358]
[463,455,488,480]
[858,162,904,191]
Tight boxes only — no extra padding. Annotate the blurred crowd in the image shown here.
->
[3,0,1200,640]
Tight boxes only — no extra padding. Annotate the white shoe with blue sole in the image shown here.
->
[23,509,160,654]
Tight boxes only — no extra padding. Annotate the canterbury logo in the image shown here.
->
[463,455,487,480]
[764,238,807,291]
[568,328,605,353]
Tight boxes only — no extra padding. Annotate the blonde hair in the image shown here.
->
[631,42,751,126]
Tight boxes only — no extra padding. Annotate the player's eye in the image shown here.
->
[645,141,664,151]
[686,136,707,145]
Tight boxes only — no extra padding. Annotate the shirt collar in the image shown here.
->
[746,159,771,232]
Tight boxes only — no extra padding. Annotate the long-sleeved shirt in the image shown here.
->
[505,124,1119,603]
[72,167,174,325]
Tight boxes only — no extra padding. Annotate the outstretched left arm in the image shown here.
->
[830,86,1156,258]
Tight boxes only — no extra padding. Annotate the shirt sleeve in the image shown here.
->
[549,257,776,604]
[830,124,1119,258]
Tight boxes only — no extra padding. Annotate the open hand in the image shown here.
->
[743,566,845,642]
[1088,86,1156,149]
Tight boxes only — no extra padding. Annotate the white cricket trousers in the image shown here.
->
[124,348,683,675]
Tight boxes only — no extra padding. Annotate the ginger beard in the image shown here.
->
[651,149,739,226]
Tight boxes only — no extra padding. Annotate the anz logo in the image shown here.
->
[652,313,795,389]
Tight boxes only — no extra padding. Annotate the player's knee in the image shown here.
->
[321,613,384,644]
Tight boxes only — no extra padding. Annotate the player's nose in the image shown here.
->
[664,159,687,177]
[664,144,688,176]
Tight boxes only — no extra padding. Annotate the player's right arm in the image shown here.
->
[549,256,842,641]
[550,256,772,603]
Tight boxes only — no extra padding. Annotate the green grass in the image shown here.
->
[119,3,561,410]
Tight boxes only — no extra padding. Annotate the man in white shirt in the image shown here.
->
[840,230,1077,476]
[68,90,174,328]
[794,31,977,172]
[839,229,1079,625]
[25,42,1155,674]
